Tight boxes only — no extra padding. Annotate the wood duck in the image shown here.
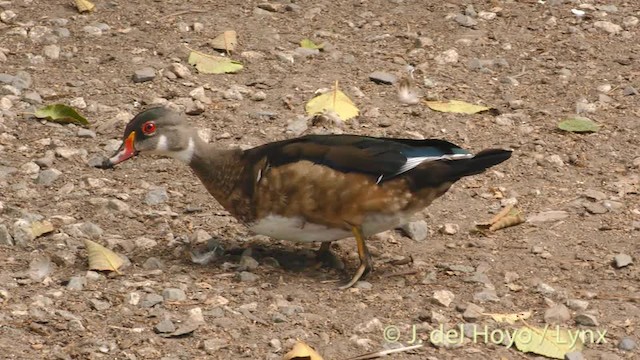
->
[98,107,512,288]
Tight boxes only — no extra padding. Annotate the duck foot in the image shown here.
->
[337,225,373,290]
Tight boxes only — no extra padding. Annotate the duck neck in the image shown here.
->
[188,137,246,212]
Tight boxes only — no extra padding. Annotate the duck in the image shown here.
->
[98,106,512,289]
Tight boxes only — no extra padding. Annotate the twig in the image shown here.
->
[344,344,423,360]
[159,9,208,20]
[108,325,145,333]
[382,270,418,278]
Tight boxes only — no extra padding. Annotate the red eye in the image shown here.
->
[142,121,156,135]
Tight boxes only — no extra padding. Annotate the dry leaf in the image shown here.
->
[490,213,525,231]
[513,324,584,359]
[283,340,324,360]
[424,99,492,114]
[31,220,55,238]
[210,30,237,53]
[188,50,243,74]
[84,239,124,273]
[305,81,359,121]
[477,204,524,231]
[74,0,95,13]
[484,311,531,324]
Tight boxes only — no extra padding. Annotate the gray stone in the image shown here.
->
[78,222,103,239]
[162,288,186,301]
[462,303,484,321]
[593,21,622,35]
[185,99,205,115]
[140,293,164,308]
[527,210,568,223]
[0,10,17,24]
[23,91,42,104]
[0,74,15,84]
[566,299,589,311]
[77,128,96,138]
[613,253,632,268]
[142,257,164,270]
[369,71,397,85]
[145,187,168,205]
[54,28,70,37]
[286,116,308,136]
[584,202,608,214]
[83,25,102,36]
[13,71,32,90]
[203,338,229,353]
[544,304,571,324]
[168,63,191,78]
[132,67,156,83]
[455,14,478,27]
[154,318,176,333]
[399,220,428,241]
[623,86,638,96]
[251,91,266,101]
[107,199,129,212]
[564,352,585,360]
[36,168,61,186]
[0,224,13,245]
[90,299,111,311]
[43,44,60,59]
[575,313,598,326]
[239,255,259,271]
[473,288,499,302]
[67,276,86,290]
[618,337,636,351]
[12,219,34,245]
[238,271,259,282]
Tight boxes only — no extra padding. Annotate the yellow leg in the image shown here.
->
[338,226,372,290]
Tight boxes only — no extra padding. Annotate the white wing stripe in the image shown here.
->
[396,153,473,174]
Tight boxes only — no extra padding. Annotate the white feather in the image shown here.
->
[396,153,474,174]
[172,137,195,164]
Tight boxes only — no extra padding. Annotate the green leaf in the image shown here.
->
[34,104,89,126]
[300,38,323,50]
[558,117,599,133]
[188,50,243,74]
[513,325,584,359]
[424,100,492,114]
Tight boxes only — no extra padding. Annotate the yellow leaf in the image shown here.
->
[305,81,359,121]
[513,325,584,359]
[283,340,323,360]
[300,38,323,50]
[210,30,237,53]
[484,311,531,324]
[424,99,491,114]
[31,220,55,238]
[75,0,95,12]
[84,239,124,273]
[188,50,243,74]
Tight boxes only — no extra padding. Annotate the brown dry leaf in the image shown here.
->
[210,30,237,54]
[31,220,55,238]
[283,340,323,360]
[477,204,524,231]
[74,0,95,13]
[84,239,124,273]
[489,213,525,231]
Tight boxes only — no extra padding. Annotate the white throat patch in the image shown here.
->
[155,135,195,164]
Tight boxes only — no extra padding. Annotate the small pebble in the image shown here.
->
[440,223,458,235]
[162,288,186,301]
[132,67,156,83]
[399,220,428,241]
[575,313,598,327]
[618,337,636,351]
[432,290,455,307]
[613,254,632,268]
[544,304,571,324]
[145,187,169,205]
[564,352,585,360]
[369,71,397,85]
[238,271,259,282]
[36,168,61,186]
[154,318,176,333]
[67,276,86,291]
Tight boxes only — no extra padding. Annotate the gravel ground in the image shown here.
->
[0,0,638,359]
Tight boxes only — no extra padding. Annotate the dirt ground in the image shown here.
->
[0,0,639,359]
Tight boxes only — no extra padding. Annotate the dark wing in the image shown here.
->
[244,134,471,179]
